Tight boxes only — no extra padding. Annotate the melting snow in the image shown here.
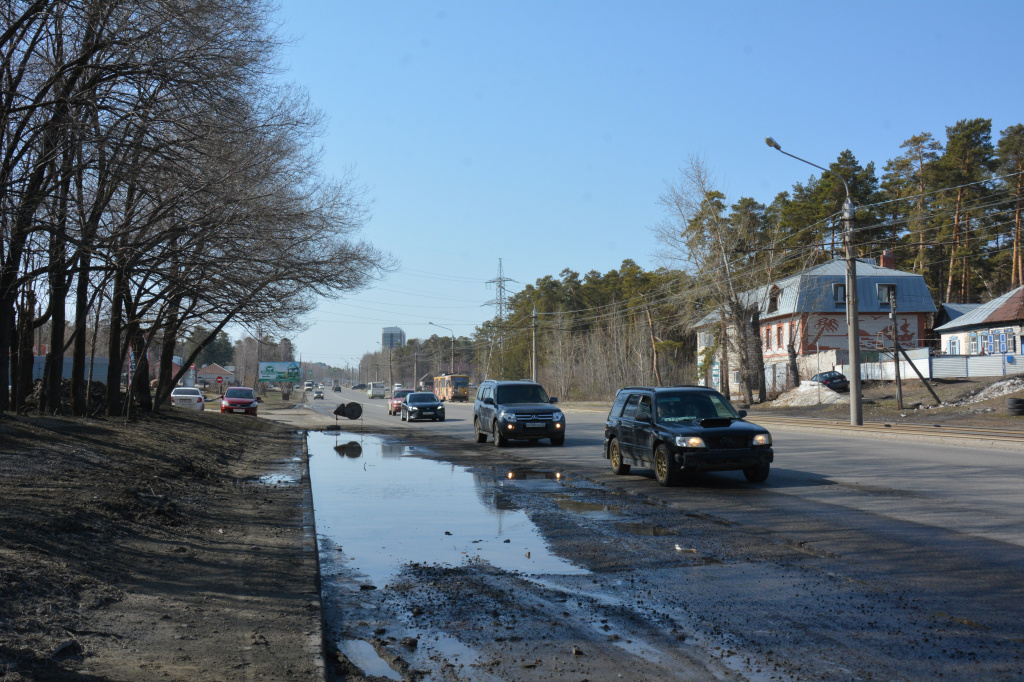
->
[770,382,849,407]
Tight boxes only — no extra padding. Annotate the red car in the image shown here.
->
[220,386,260,415]
[388,389,414,415]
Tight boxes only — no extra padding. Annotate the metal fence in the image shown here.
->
[838,349,1024,381]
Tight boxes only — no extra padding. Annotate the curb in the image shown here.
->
[299,432,328,681]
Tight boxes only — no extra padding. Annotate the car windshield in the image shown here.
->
[408,392,437,403]
[173,388,200,396]
[495,384,549,404]
[451,376,469,387]
[394,390,413,399]
[655,391,738,422]
[225,388,254,399]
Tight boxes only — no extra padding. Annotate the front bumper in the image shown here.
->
[674,447,773,472]
[221,403,258,415]
[498,419,565,440]
[407,408,445,420]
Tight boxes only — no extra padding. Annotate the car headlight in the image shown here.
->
[753,433,771,446]
[675,436,706,448]
[410,405,419,411]
[552,411,563,421]
[500,410,516,422]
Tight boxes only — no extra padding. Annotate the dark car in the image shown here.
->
[333,385,341,392]
[810,371,849,391]
[352,383,367,390]
[473,380,565,447]
[220,386,261,415]
[603,386,772,486]
[401,392,445,422]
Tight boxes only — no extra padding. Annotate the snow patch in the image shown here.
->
[770,382,849,407]
[956,377,1024,405]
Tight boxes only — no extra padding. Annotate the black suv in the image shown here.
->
[603,386,772,486]
[474,380,565,447]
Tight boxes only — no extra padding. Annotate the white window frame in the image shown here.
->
[969,334,979,355]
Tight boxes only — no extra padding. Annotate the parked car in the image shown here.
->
[603,386,772,486]
[220,387,261,415]
[313,388,324,400]
[388,388,415,415]
[809,371,849,392]
[401,392,445,422]
[473,380,564,447]
[170,387,205,411]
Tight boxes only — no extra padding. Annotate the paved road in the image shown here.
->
[309,386,1024,548]
[300,386,1024,676]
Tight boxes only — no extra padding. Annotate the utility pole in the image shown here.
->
[890,294,903,409]
[531,305,538,382]
[842,196,863,425]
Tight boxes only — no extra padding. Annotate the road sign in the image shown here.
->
[216,376,223,384]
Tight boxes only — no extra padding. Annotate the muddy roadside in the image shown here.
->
[0,410,323,681]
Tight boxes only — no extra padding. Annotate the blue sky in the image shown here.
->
[271,0,1023,369]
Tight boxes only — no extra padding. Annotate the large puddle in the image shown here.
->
[307,431,587,587]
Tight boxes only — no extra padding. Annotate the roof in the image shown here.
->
[934,285,1024,332]
[696,259,937,327]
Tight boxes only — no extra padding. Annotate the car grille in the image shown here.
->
[514,412,555,421]
[703,435,749,450]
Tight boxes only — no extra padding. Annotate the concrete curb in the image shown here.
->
[299,432,328,681]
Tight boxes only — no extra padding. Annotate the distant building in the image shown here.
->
[382,326,406,349]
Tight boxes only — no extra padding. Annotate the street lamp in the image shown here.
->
[428,322,455,374]
[765,137,862,426]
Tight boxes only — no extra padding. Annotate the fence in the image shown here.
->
[837,349,1024,381]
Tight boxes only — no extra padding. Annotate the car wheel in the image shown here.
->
[743,463,770,483]
[654,445,677,487]
[550,436,564,446]
[609,438,630,475]
[438,416,445,422]
[492,421,508,448]
[474,419,487,443]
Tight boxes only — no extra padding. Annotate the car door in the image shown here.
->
[618,394,641,458]
[476,384,496,428]
[632,395,657,464]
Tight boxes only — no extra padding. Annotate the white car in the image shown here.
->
[170,387,205,411]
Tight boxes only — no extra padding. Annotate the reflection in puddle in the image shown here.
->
[308,432,587,587]
[613,522,677,536]
[556,496,624,520]
[332,441,363,458]
[338,639,401,681]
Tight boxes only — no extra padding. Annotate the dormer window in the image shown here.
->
[877,283,896,306]
[767,287,781,314]
[833,283,845,305]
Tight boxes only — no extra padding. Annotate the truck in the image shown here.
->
[367,382,386,399]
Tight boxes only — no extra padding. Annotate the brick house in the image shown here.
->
[696,255,936,394]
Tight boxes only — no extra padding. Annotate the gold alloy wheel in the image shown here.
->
[610,441,622,469]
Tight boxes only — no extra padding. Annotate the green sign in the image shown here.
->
[258,362,300,382]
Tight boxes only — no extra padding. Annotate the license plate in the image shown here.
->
[422,411,434,416]
[233,408,245,413]
[526,422,544,428]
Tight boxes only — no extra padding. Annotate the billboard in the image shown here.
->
[258,361,300,382]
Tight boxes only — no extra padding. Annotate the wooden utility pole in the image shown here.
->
[890,295,903,409]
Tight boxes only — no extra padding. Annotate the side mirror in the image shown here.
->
[549,397,559,404]
[484,397,494,405]
[737,409,747,418]
[257,397,264,403]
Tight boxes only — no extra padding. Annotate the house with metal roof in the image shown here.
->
[934,285,1024,356]
[695,255,937,393]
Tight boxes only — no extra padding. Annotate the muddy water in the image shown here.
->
[307,431,587,587]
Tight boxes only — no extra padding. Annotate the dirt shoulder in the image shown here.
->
[0,410,323,681]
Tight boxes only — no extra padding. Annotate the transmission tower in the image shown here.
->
[485,259,517,378]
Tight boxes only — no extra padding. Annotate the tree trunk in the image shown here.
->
[70,252,91,416]
[105,267,126,416]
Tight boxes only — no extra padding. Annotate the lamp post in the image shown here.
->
[765,137,862,426]
[428,322,455,374]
